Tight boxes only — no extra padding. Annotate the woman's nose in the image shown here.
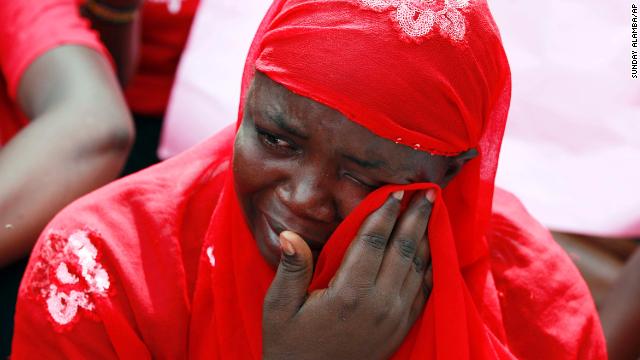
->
[277,169,336,223]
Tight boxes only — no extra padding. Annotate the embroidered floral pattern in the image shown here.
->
[25,229,111,328]
[358,0,470,41]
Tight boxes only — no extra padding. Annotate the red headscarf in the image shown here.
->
[12,0,605,359]
[193,0,513,358]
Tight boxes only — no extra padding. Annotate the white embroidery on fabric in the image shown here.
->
[46,286,93,325]
[358,0,470,41]
[206,246,216,267]
[147,0,184,14]
[67,231,110,293]
[55,263,79,285]
[26,230,111,328]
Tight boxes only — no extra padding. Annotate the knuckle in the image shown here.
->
[376,200,401,222]
[359,232,388,250]
[395,237,417,259]
[373,310,389,325]
[332,287,361,321]
[383,197,402,212]
[422,282,432,298]
[372,299,393,325]
[367,291,393,326]
[374,293,395,311]
[419,199,433,215]
[413,255,426,273]
[371,294,401,324]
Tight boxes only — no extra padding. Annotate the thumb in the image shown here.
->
[263,230,314,321]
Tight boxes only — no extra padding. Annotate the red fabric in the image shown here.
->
[10,129,606,359]
[12,0,606,359]
[124,0,199,115]
[0,0,107,145]
[489,189,607,360]
[243,2,516,357]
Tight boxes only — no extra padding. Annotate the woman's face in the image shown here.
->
[233,72,474,267]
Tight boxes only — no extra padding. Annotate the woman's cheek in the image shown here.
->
[233,131,280,194]
[234,139,261,192]
[333,181,371,220]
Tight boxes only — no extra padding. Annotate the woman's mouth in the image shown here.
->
[261,212,324,260]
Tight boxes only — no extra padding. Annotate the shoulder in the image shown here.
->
[12,127,235,357]
[487,188,606,359]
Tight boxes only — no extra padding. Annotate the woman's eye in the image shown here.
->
[345,173,376,189]
[256,128,294,151]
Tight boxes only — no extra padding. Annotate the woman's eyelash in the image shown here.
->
[256,127,294,151]
[345,173,376,189]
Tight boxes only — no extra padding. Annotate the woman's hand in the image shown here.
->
[263,190,435,360]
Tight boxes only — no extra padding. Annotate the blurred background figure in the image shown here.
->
[489,1,640,359]
[158,0,271,159]
[0,0,134,355]
[3,0,207,351]
[491,0,639,242]
[82,0,199,174]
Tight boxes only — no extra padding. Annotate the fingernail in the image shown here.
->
[279,231,296,256]
[426,189,436,203]
[392,190,404,201]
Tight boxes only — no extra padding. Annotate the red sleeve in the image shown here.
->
[0,0,109,101]
[11,128,233,358]
[488,188,607,359]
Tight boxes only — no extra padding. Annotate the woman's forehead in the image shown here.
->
[247,72,451,180]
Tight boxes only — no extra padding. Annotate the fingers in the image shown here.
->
[377,190,434,293]
[332,191,403,288]
[424,265,433,297]
[408,263,433,323]
[400,234,429,299]
[263,231,314,322]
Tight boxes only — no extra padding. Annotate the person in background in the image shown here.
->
[82,0,199,174]
[600,247,640,359]
[488,1,640,357]
[0,0,134,355]
[156,0,272,160]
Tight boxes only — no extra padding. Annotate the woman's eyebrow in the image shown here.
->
[342,154,387,170]
[265,111,310,139]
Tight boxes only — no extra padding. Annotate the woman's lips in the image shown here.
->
[262,212,325,255]
[260,212,284,261]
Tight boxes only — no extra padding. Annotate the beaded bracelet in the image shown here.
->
[84,0,139,24]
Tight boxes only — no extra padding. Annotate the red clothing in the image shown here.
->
[0,0,106,145]
[12,0,606,358]
[124,0,199,115]
[10,128,604,359]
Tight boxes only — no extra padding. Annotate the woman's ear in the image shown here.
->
[441,148,478,187]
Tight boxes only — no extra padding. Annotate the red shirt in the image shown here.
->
[0,0,107,146]
[124,0,199,115]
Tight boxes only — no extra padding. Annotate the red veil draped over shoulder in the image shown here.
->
[12,0,606,359]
